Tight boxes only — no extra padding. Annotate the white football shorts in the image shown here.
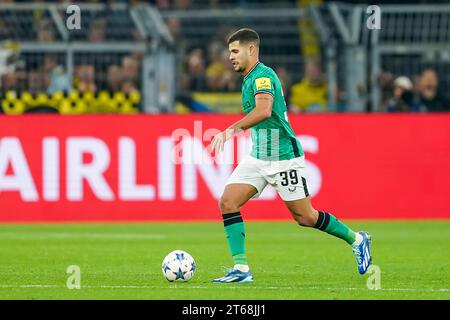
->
[226,155,310,201]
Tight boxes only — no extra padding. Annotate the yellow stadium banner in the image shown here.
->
[192,92,242,113]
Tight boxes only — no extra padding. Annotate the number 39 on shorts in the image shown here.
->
[279,170,299,186]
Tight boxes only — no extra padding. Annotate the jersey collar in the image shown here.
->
[243,61,260,81]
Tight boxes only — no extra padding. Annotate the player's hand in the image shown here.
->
[210,129,234,155]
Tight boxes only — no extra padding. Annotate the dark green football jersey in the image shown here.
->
[241,62,303,160]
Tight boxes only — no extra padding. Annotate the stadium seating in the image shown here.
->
[1,89,140,115]
[0,1,449,113]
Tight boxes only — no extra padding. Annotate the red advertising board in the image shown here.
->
[0,114,449,222]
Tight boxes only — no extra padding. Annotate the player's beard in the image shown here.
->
[235,63,245,73]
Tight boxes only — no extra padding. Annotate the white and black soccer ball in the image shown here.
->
[162,250,196,282]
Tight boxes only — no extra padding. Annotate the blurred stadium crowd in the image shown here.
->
[0,0,449,114]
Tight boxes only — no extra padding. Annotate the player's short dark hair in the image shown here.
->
[227,28,260,47]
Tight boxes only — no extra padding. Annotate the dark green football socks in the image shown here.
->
[222,212,248,265]
[314,211,356,245]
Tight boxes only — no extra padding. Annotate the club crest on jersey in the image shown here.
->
[255,77,272,90]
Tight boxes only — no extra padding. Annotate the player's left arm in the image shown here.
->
[211,93,273,154]
[229,93,273,131]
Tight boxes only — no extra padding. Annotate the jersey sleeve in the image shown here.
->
[253,76,275,97]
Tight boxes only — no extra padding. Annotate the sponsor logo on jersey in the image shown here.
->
[255,77,272,90]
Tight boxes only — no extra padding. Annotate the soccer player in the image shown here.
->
[210,28,372,283]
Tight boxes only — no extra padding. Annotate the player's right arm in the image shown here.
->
[210,93,273,154]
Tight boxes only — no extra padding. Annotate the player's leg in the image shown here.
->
[213,156,267,283]
[219,183,258,267]
[284,196,357,245]
[284,197,372,274]
[213,183,258,283]
[272,157,372,274]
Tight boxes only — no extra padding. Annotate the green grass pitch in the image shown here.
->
[0,220,449,300]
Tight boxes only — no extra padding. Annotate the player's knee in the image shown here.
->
[219,195,240,214]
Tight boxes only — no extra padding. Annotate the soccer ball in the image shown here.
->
[162,250,196,282]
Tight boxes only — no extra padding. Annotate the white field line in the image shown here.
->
[0,232,166,240]
[0,284,448,293]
